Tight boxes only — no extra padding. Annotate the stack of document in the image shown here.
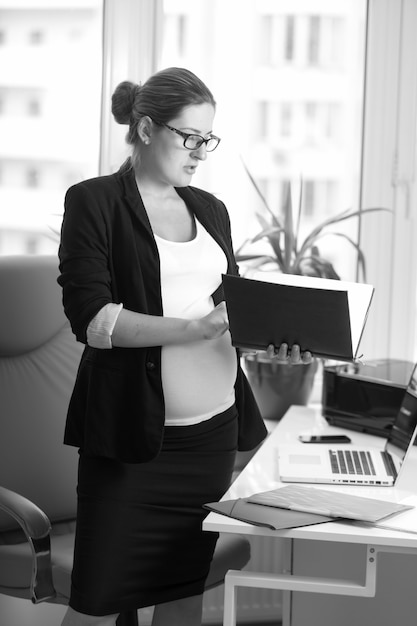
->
[205,485,413,531]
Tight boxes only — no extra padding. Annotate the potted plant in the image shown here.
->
[235,165,387,420]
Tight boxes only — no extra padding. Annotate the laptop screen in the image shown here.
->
[386,363,417,462]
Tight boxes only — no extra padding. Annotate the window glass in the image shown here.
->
[0,0,103,256]
[160,0,367,282]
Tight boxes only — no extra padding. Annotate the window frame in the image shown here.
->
[99,0,163,174]
[359,0,417,362]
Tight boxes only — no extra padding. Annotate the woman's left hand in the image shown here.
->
[266,343,313,365]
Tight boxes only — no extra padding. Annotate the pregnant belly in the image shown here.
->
[161,332,237,422]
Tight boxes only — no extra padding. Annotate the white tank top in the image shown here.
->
[155,218,237,426]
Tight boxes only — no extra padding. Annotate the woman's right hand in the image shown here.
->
[198,302,229,340]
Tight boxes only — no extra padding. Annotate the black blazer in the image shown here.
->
[58,160,267,463]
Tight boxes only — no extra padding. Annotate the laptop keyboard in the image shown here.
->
[329,449,397,478]
[381,450,398,478]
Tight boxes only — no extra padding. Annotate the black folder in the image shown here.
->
[222,273,374,362]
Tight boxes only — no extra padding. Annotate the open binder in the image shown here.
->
[222,273,374,362]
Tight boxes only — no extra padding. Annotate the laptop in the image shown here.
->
[277,363,417,486]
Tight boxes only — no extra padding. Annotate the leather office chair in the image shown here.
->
[0,255,250,626]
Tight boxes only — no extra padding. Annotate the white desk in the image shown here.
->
[203,406,417,626]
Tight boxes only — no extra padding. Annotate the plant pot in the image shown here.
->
[244,353,319,421]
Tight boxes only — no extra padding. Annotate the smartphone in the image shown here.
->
[298,434,352,444]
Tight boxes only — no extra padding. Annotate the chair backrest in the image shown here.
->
[0,255,83,531]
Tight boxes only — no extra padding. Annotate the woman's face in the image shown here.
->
[144,102,216,188]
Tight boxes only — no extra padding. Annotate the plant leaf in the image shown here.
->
[298,207,389,259]
[237,160,390,281]
[294,175,303,252]
[240,157,282,228]
[283,182,294,271]
[299,231,368,281]
[294,254,341,279]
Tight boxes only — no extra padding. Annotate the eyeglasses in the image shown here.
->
[153,120,221,152]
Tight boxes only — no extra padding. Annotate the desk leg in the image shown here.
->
[223,545,416,626]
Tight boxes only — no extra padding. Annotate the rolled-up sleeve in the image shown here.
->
[87,302,123,349]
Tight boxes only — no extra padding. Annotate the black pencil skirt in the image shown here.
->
[69,404,238,616]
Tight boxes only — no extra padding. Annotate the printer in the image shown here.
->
[322,359,414,438]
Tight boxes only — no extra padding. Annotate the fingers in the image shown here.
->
[301,350,313,364]
[199,302,230,340]
[289,345,312,364]
[266,343,278,359]
[266,342,289,362]
[289,343,301,365]
[267,343,313,364]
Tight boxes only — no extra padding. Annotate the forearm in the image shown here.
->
[111,306,226,348]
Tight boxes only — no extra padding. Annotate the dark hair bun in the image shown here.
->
[111,80,139,125]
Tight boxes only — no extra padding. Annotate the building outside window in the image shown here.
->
[29,29,44,44]
[284,15,295,62]
[1,0,415,364]
[26,167,39,188]
[308,15,320,65]
[160,0,367,282]
[0,0,103,256]
[0,0,366,277]
[27,97,41,116]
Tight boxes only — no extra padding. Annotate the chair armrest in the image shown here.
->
[0,486,55,603]
[0,486,51,539]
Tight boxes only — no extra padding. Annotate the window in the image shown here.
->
[0,0,103,256]
[2,0,415,364]
[29,30,44,45]
[308,16,320,65]
[160,0,367,279]
[303,180,315,217]
[26,167,40,188]
[284,15,295,61]
[280,103,293,137]
[163,13,187,58]
[27,97,41,116]
[256,101,265,139]
[357,0,417,363]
